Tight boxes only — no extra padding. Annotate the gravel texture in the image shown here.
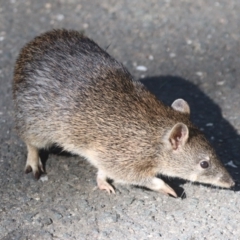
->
[0,0,240,239]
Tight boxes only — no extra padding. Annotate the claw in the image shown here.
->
[25,165,33,174]
[97,178,115,194]
[160,183,178,198]
[146,177,178,198]
[24,160,44,180]
[34,170,41,180]
[97,170,116,194]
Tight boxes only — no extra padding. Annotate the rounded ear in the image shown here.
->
[169,123,189,150]
[171,99,190,115]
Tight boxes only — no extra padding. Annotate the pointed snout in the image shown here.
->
[220,174,235,188]
[229,178,235,188]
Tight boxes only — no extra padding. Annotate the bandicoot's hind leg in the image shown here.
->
[24,143,44,179]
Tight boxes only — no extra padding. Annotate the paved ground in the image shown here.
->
[1,0,240,239]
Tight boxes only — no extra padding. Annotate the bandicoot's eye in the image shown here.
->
[200,161,209,169]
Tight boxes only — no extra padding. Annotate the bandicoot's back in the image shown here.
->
[13,29,173,155]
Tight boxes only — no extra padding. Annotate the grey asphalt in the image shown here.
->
[1,0,240,239]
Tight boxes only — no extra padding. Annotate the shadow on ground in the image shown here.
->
[140,76,240,192]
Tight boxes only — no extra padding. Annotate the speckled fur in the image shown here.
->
[13,29,234,196]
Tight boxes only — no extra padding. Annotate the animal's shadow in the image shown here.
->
[39,146,73,167]
[140,76,240,193]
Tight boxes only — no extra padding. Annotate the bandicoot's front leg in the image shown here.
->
[97,170,115,194]
[144,177,177,197]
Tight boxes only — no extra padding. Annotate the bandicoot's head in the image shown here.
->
[161,99,235,188]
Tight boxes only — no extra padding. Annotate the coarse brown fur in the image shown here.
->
[13,29,234,197]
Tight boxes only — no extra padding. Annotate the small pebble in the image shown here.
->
[45,3,51,9]
[136,65,147,71]
[83,23,89,29]
[207,34,212,39]
[196,71,203,77]
[42,218,53,226]
[63,164,69,171]
[169,53,176,58]
[225,161,238,168]
[56,14,64,21]
[99,212,118,223]
[216,81,225,86]
[40,175,49,182]
[52,211,63,219]
[148,55,154,60]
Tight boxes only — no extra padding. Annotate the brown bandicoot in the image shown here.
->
[13,29,235,197]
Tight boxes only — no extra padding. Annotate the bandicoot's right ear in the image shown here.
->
[171,99,190,115]
[168,123,189,150]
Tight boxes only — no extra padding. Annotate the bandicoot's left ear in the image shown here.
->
[169,123,189,150]
[171,99,190,115]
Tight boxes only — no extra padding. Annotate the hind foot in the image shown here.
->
[25,143,44,179]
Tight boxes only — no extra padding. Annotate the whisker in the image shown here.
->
[105,43,111,51]
[180,189,186,198]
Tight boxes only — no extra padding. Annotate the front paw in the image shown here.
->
[146,177,177,198]
[97,170,115,194]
